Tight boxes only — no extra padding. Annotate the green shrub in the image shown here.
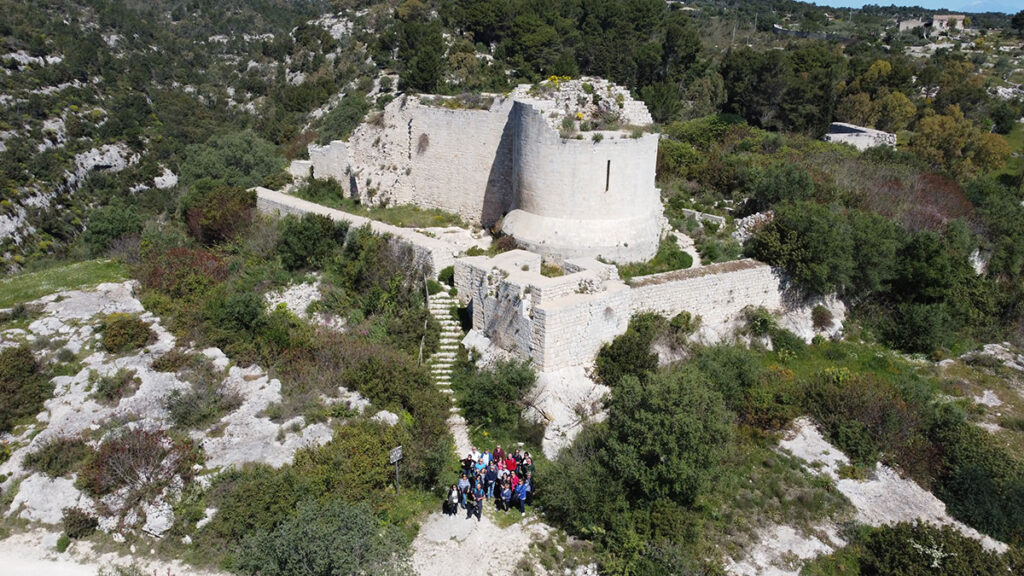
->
[0,344,50,433]
[669,310,700,337]
[151,348,197,372]
[82,203,143,257]
[744,306,777,337]
[276,213,348,271]
[595,313,666,386]
[55,533,70,552]
[61,507,98,539]
[23,436,90,478]
[165,362,240,430]
[100,314,153,353]
[136,246,228,300]
[811,304,833,330]
[179,130,284,189]
[317,92,370,144]
[180,181,257,245]
[92,368,140,404]
[78,428,199,499]
[452,359,536,432]
[437,266,454,286]
[605,369,734,505]
[234,496,410,576]
[618,237,693,280]
[426,279,443,295]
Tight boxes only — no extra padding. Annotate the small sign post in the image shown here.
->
[390,445,403,495]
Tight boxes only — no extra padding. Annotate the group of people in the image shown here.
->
[443,444,536,520]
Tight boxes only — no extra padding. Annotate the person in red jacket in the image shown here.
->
[493,444,505,463]
[504,455,517,476]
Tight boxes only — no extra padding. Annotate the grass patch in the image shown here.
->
[292,178,465,228]
[616,237,693,281]
[540,262,563,277]
[0,259,128,308]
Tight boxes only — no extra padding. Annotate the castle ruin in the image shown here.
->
[265,77,841,375]
[290,78,664,264]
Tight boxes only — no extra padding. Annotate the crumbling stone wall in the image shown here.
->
[455,251,786,371]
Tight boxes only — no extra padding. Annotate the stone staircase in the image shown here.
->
[426,290,472,456]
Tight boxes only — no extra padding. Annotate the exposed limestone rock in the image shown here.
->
[141,500,174,537]
[779,417,1007,553]
[6,475,89,525]
[371,410,400,427]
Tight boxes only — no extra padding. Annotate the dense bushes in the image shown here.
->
[0,344,50,433]
[595,313,665,386]
[454,359,535,430]
[180,182,257,245]
[179,131,285,189]
[23,436,90,478]
[540,364,734,572]
[165,376,241,431]
[100,313,153,352]
[234,496,410,576]
[803,522,1024,576]
[82,203,142,256]
[316,92,370,144]
[78,428,199,501]
[92,368,140,403]
[452,358,538,442]
[61,507,98,540]
[616,237,693,280]
[277,213,348,271]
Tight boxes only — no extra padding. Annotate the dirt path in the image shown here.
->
[0,529,229,576]
[413,508,554,576]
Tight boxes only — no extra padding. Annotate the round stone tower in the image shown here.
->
[501,78,663,263]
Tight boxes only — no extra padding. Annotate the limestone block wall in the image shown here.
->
[502,103,662,263]
[531,286,631,370]
[300,97,515,227]
[406,99,515,227]
[307,141,350,182]
[295,81,664,264]
[254,187,458,274]
[456,253,787,371]
[629,260,784,326]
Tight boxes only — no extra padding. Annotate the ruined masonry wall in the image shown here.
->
[630,262,783,325]
[532,286,631,371]
[254,187,457,274]
[456,253,786,371]
[407,100,515,227]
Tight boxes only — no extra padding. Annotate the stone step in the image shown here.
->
[438,388,454,394]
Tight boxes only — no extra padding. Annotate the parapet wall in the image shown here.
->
[254,187,458,274]
[455,251,785,371]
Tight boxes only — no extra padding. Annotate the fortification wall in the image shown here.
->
[254,187,458,274]
[455,252,787,370]
[513,104,658,220]
[405,100,515,227]
[629,260,783,326]
[502,103,662,263]
[531,286,631,371]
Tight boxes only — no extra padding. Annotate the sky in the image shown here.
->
[811,1,1020,14]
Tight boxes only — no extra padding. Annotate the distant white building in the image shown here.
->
[898,15,965,34]
[823,122,897,151]
[931,14,965,32]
